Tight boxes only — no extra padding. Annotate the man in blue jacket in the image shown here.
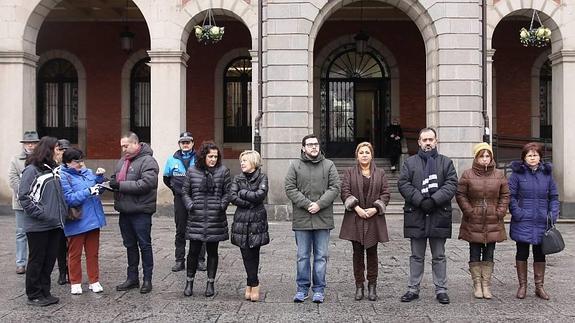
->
[398,128,458,305]
[163,132,206,272]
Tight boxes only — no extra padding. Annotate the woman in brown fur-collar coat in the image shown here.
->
[340,142,390,301]
[456,142,509,300]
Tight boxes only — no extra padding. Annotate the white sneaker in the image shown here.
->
[71,284,83,295]
[89,282,103,293]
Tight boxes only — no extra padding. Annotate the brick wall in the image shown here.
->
[493,20,548,138]
[37,20,251,159]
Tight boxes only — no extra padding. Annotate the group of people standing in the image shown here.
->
[9,127,560,307]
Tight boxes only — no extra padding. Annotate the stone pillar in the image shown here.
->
[249,49,259,151]
[549,50,575,218]
[486,49,496,139]
[0,51,38,207]
[147,50,189,214]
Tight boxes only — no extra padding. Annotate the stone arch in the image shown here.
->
[312,35,401,133]
[37,49,87,150]
[530,49,552,138]
[488,0,563,52]
[121,49,149,139]
[213,47,252,150]
[178,0,257,51]
[22,0,153,54]
[308,0,438,125]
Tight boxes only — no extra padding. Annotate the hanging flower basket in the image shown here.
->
[194,9,224,44]
[520,10,551,47]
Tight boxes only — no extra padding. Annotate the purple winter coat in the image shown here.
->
[508,161,559,245]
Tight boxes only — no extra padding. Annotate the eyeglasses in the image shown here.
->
[57,148,66,151]
[305,143,320,148]
[72,159,84,163]
[180,141,193,145]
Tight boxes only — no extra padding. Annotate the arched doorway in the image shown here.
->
[130,58,151,143]
[37,58,78,142]
[223,56,252,143]
[320,45,390,157]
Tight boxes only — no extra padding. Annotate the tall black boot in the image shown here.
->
[184,276,194,297]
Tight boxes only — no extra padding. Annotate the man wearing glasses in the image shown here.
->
[284,134,341,304]
[162,132,206,272]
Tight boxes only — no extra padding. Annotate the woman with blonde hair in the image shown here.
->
[456,142,509,299]
[229,150,269,301]
[340,142,390,301]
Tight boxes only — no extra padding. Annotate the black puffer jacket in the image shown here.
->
[182,165,231,242]
[230,168,270,249]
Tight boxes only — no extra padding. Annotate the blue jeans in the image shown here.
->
[294,229,330,294]
[119,213,153,281]
[15,210,28,267]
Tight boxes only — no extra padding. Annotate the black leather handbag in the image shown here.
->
[541,213,565,255]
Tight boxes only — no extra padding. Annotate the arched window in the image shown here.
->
[320,46,390,157]
[37,58,78,143]
[131,58,151,143]
[224,57,252,142]
[539,60,552,140]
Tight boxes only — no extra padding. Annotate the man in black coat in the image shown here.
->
[109,132,159,294]
[397,128,457,304]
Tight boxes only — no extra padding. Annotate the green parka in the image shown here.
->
[284,151,341,230]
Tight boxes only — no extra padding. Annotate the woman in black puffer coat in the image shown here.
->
[182,141,231,297]
[230,150,269,302]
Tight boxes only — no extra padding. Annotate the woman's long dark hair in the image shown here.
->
[26,136,59,169]
[195,141,222,170]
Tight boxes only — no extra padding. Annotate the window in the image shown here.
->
[131,58,151,143]
[224,57,252,142]
[37,59,78,143]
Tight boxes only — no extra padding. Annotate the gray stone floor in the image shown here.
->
[0,213,574,322]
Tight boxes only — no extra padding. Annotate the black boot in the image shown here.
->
[171,261,185,272]
[184,277,194,297]
[57,272,69,285]
[140,280,152,294]
[205,278,215,297]
[354,284,364,301]
[367,283,377,301]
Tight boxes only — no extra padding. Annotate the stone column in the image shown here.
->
[147,50,189,213]
[486,49,496,139]
[549,50,575,218]
[0,51,38,207]
[249,49,259,151]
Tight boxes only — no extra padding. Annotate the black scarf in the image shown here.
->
[202,167,216,193]
[417,148,438,198]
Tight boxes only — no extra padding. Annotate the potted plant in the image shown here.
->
[520,10,551,47]
[194,9,224,44]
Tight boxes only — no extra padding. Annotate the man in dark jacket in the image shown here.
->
[397,128,457,305]
[109,132,159,294]
[284,134,341,304]
[162,132,206,272]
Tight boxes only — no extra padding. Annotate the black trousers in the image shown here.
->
[469,242,495,262]
[57,228,67,275]
[240,246,261,287]
[174,194,206,263]
[187,240,218,278]
[26,228,61,300]
[516,242,546,262]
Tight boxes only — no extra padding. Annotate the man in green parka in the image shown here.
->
[284,134,341,304]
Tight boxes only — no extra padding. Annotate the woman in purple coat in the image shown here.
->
[508,142,559,300]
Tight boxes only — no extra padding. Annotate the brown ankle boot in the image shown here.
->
[533,262,550,300]
[250,285,260,302]
[516,261,528,299]
[244,286,252,300]
[469,262,483,298]
[481,261,494,299]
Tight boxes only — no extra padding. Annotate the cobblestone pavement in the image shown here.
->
[0,213,574,322]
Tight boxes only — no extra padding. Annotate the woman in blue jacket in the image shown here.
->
[509,142,559,300]
[59,148,107,295]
